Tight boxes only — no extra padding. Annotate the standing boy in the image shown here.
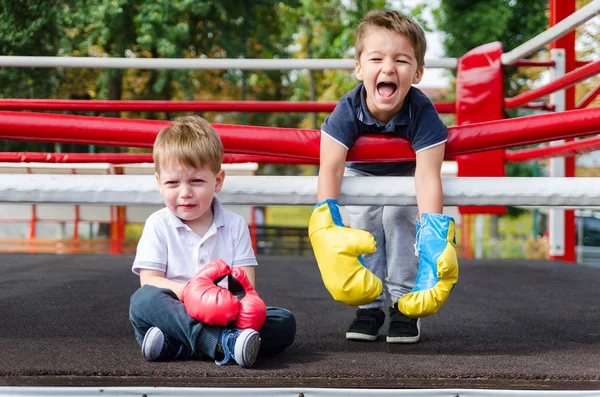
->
[309,10,458,344]
[129,116,295,367]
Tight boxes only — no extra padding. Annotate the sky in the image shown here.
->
[415,30,450,88]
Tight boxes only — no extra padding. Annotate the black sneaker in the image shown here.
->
[142,327,190,361]
[345,308,385,341]
[387,304,421,343]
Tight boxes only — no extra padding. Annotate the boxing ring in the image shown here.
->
[0,252,597,395]
[1,1,600,396]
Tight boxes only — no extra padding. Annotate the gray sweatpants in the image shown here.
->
[344,167,419,309]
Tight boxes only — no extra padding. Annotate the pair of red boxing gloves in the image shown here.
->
[181,259,267,331]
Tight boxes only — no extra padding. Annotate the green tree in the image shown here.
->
[0,0,74,151]
[432,0,548,97]
[0,0,66,99]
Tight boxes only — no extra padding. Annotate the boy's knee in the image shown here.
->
[268,307,296,342]
[258,307,296,357]
[129,285,164,317]
[282,309,296,340]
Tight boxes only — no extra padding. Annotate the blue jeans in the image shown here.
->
[129,285,296,359]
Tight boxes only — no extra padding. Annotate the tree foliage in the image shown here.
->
[0,0,66,99]
[432,0,548,97]
[0,0,74,151]
[434,0,548,57]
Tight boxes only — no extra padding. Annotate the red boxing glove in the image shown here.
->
[229,267,267,331]
[181,260,238,327]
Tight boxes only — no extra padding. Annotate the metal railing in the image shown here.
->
[255,226,312,256]
[577,246,600,268]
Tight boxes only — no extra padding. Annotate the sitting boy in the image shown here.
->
[129,116,296,368]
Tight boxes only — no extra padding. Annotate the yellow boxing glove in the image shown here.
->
[308,199,382,306]
[398,213,459,318]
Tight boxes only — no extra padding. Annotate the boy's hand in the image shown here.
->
[229,267,267,331]
[182,260,267,331]
[308,199,382,306]
[182,260,238,326]
[398,213,459,318]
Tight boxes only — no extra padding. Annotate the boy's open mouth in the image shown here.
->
[377,82,397,98]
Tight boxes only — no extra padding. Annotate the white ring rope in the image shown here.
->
[0,57,457,70]
[2,174,600,208]
[501,0,600,65]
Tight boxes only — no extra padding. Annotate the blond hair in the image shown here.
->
[355,10,427,70]
[153,116,224,175]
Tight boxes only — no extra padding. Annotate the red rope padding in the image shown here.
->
[0,152,317,165]
[0,152,152,164]
[576,84,600,110]
[0,107,599,162]
[0,100,337,113]
[505,59,600,109]
[0,99,456,114]
[505,135,600,162]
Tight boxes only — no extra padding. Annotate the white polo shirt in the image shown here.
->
[132,198,257,283]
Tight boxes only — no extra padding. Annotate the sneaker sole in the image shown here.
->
[142,327,164,361]
[234,329,261,368]
[386,319,421,344]
[346,332,378,341]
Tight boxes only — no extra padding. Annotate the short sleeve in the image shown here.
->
[410,98,448,153]
[132,214,168,275]
[230,216,258,268]
[321,95,359,150]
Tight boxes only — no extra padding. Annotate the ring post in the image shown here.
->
[455,42,506,215]
[455,42,506,258]
[548,0,576,262]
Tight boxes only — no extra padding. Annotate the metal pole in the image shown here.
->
[548,48,566,258]
[501,0,600,65]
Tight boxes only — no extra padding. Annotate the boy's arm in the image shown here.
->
[399,142,459,318]
[238,265,256,288]
[310,133,381,306]
[317,134,348,201]
[414,143,445,216]
[140,269,185,300]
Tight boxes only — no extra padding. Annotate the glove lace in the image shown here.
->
[414,226,422,257]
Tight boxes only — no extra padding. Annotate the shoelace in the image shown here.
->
[413,216,427,256]
[215,332,235,366]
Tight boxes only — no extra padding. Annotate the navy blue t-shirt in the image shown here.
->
[321,83,448,176]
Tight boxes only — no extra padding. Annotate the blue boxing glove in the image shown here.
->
[398,213,459,318]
